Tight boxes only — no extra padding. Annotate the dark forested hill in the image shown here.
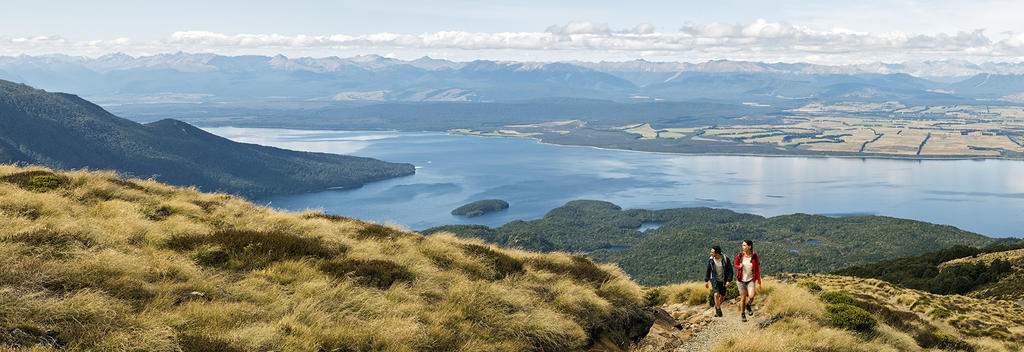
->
[423,200,1015,285]
[834,241,1024,299]
[0,80,414,197]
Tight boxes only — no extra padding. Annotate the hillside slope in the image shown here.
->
[0,80,414,197]
[636,274,1023,351]
[0,165,646,351]
[836,242,1024,301]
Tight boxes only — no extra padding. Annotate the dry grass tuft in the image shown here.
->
[166,229,345,270]
[319,258,414,289]
[460,243,525,280]
[530,254,615,286]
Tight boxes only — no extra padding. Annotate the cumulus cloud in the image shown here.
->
[545,21,611,35]
[2,20,1024,63]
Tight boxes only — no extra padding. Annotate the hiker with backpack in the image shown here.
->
[704,245,733,317]
[734,239,761,322]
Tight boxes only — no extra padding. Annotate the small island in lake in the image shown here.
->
[451,199,509,217]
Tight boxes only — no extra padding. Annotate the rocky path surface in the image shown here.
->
[632,301,765,352]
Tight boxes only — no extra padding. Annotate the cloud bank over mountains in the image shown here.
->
[3,20,1024,64]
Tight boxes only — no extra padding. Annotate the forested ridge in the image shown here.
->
[425,200,1017,285]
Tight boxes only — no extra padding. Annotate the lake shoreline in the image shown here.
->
[205,127,1024,238]
[197,123,1024,161]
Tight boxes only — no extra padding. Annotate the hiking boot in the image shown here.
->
[741,313,747,322]
[715,308,722,317]
[746,305,754,316]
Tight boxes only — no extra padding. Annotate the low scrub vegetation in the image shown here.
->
[0,165,644,351]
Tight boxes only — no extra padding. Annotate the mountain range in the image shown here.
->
[4,53,1024,107]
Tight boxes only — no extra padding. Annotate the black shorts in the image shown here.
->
[710,279,727,295]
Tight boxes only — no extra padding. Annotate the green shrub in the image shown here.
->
[797,281,823,292]
[826,303,877,332]
[929,307,951,319]
[820,291,857,305]
[461,243,524,280]
[1,171,65,192]
[643,288,666,307]
[707,281,740,307]
[27,175,61,192]
[932,332,974,351]
[319,259,414,289]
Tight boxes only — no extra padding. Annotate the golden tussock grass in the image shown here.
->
[0,165,644,351]
[772,273,1024,352]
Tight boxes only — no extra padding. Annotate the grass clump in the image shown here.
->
[915,332,976,352]
[820,290,857,305]
[354,223,411,241]
[930,307,952,319]
[826,303,877,332]
[531,255,614,286]
[166,229,345,270]
[797,280,823,292]
[653,282,707,306]
[643,287,666,307]
[8,229,94,249]
[461,243,524,280]
[0,323,62,349]
[319,258,414,289]
[0,170,65,192]
[176,333,243,352]
[301,212,352,222]
[146,205,174,221]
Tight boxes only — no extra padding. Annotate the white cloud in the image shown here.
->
[545,21,611,35]
[2,20,1024,64]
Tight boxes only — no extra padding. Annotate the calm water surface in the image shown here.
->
[205,127,1024,237]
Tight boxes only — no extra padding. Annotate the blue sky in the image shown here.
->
[3,1,1024,63]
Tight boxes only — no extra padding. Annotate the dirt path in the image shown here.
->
[633,301,765,352]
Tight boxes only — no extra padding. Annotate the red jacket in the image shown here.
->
[733,252,761,285]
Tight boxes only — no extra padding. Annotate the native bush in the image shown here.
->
[826,303,877,332]
[820,290,857,305]
[797,281,823,292]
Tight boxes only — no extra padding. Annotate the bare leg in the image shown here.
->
[738,289,747,314]
[714,292,723,309]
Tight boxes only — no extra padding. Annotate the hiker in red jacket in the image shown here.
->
[733,239,761,322]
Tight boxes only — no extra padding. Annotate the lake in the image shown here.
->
[205,127,1024,238]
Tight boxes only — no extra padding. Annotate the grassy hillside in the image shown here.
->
[0,80,414,197]
[424,200,1012,286]
[642,275,1023,351]
[0,165,646,351]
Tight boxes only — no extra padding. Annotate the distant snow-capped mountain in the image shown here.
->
[2,53,1024,104]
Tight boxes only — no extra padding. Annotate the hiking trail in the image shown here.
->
[632,300,766,352]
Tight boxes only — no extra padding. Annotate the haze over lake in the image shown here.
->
[206,127,1024,237]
